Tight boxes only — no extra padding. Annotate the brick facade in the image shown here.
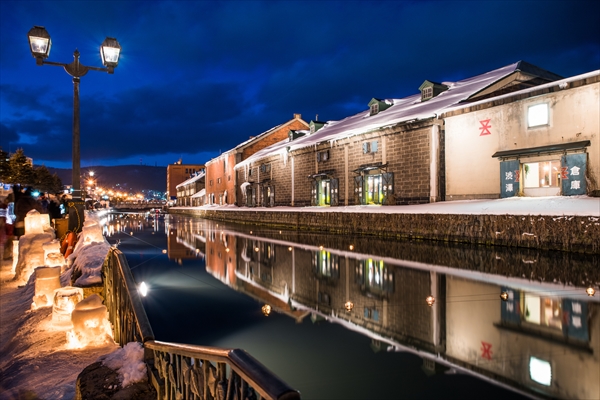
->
[207,114,308,205]
[237,119,440,207]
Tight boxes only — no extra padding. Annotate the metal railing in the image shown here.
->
[102,247,300,400]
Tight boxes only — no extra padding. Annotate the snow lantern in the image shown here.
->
[25,209,50,235]
[67,294,113,348]
[52,286,84,328]
[46,252,66,271]
[43,240,61,263]
[32,266,61,309]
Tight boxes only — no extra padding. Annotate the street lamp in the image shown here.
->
[27,25,121,233]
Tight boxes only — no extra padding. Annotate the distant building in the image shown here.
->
[175,171,205,206]
[166,159,205,200]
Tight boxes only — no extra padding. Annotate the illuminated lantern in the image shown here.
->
[46,252,66,270]
[67,294,113,348]
[32,266,61,309]
[25,209,50,235]
[500,292,509,301]
[587,287,596,297]
[425,295,435,307]
[344,301,354,312]
[262,304,272,316]
[43,240,64,268]
[52,286,84,328]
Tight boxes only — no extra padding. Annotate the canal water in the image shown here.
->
[103,211,599,400]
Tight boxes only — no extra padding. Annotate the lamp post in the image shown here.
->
[27,26,121,233]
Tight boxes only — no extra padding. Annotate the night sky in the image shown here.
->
[1,1,599,168]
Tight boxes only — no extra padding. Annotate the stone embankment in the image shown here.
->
[168,208,600,254]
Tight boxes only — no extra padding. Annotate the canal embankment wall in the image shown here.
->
[167,208,600,254]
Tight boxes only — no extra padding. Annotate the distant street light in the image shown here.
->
[27,25,121,233]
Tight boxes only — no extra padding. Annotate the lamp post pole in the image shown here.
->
[27,26,121,233]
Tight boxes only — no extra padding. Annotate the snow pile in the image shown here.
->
[70,241,111,286]
[69,215,111,287]
[101,342,148,388]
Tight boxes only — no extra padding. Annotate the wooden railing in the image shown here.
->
[102,247,300,400]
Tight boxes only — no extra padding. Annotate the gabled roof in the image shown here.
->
[176,171,205,189]
[206,114,309,165]
[235,61,561,169]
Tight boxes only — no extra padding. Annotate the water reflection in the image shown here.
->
[160,214,598,400]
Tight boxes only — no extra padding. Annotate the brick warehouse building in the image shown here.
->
[205,114,309,206]
[235,61,563,207]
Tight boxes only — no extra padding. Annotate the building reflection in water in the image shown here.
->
[163,215,599,400]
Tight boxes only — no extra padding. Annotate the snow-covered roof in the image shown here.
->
[206,115,310,166]
[235,61,548,169]
[440,69,600,117]
[176,171,205,189]
[191,188,205,198]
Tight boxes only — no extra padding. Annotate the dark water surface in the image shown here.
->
[104,212,600,400]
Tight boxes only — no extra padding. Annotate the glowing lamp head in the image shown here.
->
[100,37,121,73]
[349,245,354,251]
[139,282,148,297]
[500,292,509,301]
[28,26,51,63]
[425,296,435,307]
[586,287,596,297]
[344,301,354,312]
[262,304,272,316]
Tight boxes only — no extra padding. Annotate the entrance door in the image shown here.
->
[319,179,331,206]
[366,175,382,204]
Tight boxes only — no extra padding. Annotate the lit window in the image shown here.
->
[528,104,549,127]
[529,356,552,386]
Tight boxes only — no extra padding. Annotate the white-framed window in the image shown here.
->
[422,87,433,101]
[528,103,549,127]
[370,103,379,115]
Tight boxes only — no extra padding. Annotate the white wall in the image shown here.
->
[445,81,599,199]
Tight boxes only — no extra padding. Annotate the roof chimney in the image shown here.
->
[294,113,301,119]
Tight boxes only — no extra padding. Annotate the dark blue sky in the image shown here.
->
[1,1,599,168]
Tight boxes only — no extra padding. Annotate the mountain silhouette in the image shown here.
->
[45,165,166,193]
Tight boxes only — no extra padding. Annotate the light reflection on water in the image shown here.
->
[107,212,599,400]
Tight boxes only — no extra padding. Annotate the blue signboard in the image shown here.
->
[562,299,589,342]
[500,160,520,198]
[500,287,521,324]
[561,153,587,196]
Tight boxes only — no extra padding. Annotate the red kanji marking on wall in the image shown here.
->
[481,341,493,360]
[561,167,569,179]
[514,170,520,182]
[479,119,492,136]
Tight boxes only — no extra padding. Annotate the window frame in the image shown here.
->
[527,103,549,128]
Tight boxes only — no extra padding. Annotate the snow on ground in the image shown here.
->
[0,212,145,400]
[175,195,600,217]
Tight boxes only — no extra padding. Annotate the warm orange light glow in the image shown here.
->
[349,245,354,251]
[262,304,272,316]
[587,287,596,297]
[500,292,509,301]
[344,301,354,312]
[426,296,435,306]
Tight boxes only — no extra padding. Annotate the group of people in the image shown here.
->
[0,185,69,259]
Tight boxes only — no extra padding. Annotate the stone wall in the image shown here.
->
[169,208,600,254]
